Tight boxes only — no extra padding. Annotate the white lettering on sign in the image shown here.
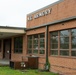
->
[28,8,52,21]
[27,16,32,21]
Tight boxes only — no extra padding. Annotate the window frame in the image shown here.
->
[27,33,45,55]
[50,31,58,56]
[14,36,23,54]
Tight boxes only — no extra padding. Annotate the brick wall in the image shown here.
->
[0,40,3,59]
[49,57,76,75]
[27,0,76,28]
[11,34,27,62]
[48,20,76,75]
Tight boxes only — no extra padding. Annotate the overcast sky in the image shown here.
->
[0,0,58,28]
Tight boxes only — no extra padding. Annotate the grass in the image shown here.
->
[0,67,58,75]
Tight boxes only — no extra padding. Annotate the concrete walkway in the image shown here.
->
[0,59,9,66]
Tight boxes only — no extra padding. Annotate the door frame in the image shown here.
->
[3,38,11,60]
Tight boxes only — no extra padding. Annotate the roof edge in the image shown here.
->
[0,26,26,30]
[27,0,64,15]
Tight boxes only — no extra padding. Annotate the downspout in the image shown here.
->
[45,26,50,71]
[46,25,48,64]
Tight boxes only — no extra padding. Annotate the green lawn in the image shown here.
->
[0,67,58,75]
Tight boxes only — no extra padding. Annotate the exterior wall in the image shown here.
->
[26,27,46,69]
[26,19,76,74]
[48,20,76,75]
[26,27,46,56]
[0,34,27,61]
[0,40,3,59]
[26,0,76,74]
[49,57,76,75]
[27,0,76,28]
[26,27,46,35]
[49,20,76,32]
[38,57,46,69]
[11,34,27,62]
[0,53,2,59]
[0,0,76,75]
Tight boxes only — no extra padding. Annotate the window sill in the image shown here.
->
[26,54,45,58]
[13,51,23,54]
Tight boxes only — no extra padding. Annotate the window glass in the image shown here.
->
[60,37,69,49]
[71,51,76,56]
[28,36,32,39]
[51,32,58,49]
[50,31,58,55]
[51,37,58,43]
[28,50,32,54]
[71,29,76,36]
[14,36,23,53]
[51,32,58,37]
[40,50,45,54]
[40,39,45,49]
[51,44,58,49]
[27,33,45,55]
[39,33,45,54]
[34,35,38,38]
[72,37,76,49]
[71,29,76,56]
[60,30,69,50]
[33,50,38,54]
[60,50,69,56]
[27,36,32,54]
[40,33,45,38]
[60,30,69,56]
[51,50,58,55]
[60,30,69,37]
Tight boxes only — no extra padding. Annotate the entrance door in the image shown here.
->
[3,39,11,60]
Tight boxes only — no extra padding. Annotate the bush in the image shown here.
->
[45,61,50,71]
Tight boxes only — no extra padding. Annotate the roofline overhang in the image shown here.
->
[26,16,76,31]
[0,26,26,39]
[0,26,26,30]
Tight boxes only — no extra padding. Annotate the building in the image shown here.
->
[0,0,76,75]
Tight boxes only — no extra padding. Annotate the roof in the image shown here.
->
[0,26,26,39]
[0,26,26,30]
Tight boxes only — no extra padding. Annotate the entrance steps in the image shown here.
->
[0,59,9,66]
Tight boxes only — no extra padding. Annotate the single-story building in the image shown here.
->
[0,0,76,75]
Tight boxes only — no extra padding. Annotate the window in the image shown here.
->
[14,36,23,53]
[71,29,76,56]
[50,29,76,57]
[33,49,38,54]
[60,30,69,56]
[28,36,32,54]
[50,32,58,55]
[27,33,45,55]
[39,33,45,54]
[33,35,38,54]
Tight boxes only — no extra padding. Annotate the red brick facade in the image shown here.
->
[27,0,76,28]
[0,0,76,75]
[26,0,76,75]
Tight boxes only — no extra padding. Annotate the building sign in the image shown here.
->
[28,8,52,21]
